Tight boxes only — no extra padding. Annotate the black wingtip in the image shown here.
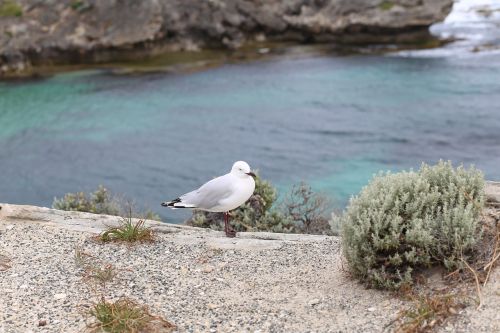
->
[161,197,181,207]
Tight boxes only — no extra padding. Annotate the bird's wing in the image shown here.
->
[180,174,234,210]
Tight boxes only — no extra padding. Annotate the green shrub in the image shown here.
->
[187,174,296,233]
[53,185,161,221]
[379,1,394,11]
[340,161,485,290]
[0,0,22,17]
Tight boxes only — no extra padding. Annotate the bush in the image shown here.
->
[339,161,485,290]
[187,174,296,233]
[53,185,161,221]
[281,182,332,235]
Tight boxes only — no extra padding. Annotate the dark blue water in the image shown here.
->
[1,53,500,222]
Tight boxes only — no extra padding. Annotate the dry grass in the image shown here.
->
[443,208,500,304]
[75,247,118,287]
[98,217,154,244]
[87,297,175,333]
[395,291,466,333]
[392,206,500,333]
[74,248,176,332]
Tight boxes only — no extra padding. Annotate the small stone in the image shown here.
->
[6,225,14,230]
[207,303,218,310]
[53,293,67,300]
[309,299,320,306]
[367,307,376,312]
[19,284,28,289]
[38,320,47,327]
[202,265,214,273]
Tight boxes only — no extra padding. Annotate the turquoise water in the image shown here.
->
[1,54,500,222]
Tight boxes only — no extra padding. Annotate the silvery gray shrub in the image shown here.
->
[339,161,485,289]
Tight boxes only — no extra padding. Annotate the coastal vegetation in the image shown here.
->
[88,298,175,333]
[339,161,485,290]
[53,185,161,221]
[98,214,155,244]
[38,161,500,332]
[74,248,175,332]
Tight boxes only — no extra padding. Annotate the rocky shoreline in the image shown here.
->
[0,0,453,77]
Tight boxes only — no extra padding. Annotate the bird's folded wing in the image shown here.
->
[180,175,234,210]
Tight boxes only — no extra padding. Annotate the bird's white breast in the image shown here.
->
[217,176,255,212]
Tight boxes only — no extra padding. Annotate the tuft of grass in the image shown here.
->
[0,0,22,17]
[74,247,117,286]
[379,1,394,11]
[70,0,84,10]
[88,297,175,333]
[396,291,466,333]
[99,216,154,244]
[85,263,118,286]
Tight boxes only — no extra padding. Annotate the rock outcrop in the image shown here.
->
[0,0,453,75]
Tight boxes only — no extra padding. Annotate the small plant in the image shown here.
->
[0,0,23,17]
[88,297,175,333]
[396,291,466,333]
[74,247,117,286]
[379,1,394,11]
[70,0,84,10]
[340,161,485,289]
[53,185,161,221]
[99,213,154,243]
[281,182,332,234]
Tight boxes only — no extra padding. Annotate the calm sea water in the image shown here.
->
[1,1,500,222]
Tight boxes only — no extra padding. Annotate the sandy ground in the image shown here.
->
[0,203,498,333]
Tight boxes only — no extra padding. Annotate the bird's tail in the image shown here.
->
[161,198,196,209]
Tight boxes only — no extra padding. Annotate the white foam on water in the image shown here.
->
[393,0,500,58]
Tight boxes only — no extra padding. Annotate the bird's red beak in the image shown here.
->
[246,171,257,178]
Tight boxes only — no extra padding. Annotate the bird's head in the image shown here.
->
[231,161,256,179]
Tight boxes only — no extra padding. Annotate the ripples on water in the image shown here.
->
[1,1,500,222]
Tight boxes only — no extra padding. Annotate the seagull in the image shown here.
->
[161,161,256,237]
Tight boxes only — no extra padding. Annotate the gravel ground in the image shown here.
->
[0,203,499,333]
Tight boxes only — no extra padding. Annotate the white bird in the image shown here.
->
[161,161,256,237]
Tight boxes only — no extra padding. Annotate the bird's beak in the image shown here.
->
[246,171,257,178]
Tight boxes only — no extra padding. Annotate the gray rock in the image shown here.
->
[0,0,453,76]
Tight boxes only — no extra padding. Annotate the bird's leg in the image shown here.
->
[224,212,236,238]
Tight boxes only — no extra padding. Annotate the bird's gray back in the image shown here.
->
[180,174,234,210]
